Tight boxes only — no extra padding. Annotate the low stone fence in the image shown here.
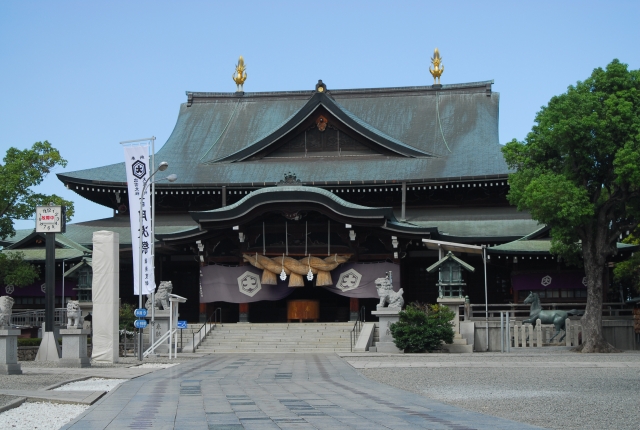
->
[18,345,93,361]
[474,318,635,351]
[512,319,582,348]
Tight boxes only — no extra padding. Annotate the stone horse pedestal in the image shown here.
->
[371,309,403,353]
[0,329,22,375]
[59,328,91,368]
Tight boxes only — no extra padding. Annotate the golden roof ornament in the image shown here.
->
[429,48,444,85]
[232,56,247,92]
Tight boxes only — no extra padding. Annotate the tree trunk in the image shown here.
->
[577,238,619,353]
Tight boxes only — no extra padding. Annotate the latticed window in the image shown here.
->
[76,266,93,302]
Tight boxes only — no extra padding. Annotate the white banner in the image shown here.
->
[124,144,155,295]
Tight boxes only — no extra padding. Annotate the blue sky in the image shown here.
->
[1,0,639,231]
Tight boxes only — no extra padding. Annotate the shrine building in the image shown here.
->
[4,55,634,325]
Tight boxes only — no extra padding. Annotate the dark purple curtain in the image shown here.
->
[200,261,401,303]
[511,271,587,291]
[4,279,76,297]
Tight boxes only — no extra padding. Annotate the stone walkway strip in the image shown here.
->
[61,353,544,430]
[0,389,105,405]
[347,361,640,369]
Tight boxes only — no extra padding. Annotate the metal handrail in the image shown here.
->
[191,307,222,353]
[11,308,67,327]
[144,327,176,358]
[350,306,366,352]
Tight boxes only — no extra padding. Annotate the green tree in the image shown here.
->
[119,302,136,335]
[0,141,74,240]
[502,59,640,353]
[613,230,640,298]
[0,251,39,287]
[390,303,455,352]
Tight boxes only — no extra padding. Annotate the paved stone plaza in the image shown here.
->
[61,354,541,430]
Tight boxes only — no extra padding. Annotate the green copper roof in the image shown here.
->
[58,81,508,187]
[427,251,476,273]
[2,248,86,261]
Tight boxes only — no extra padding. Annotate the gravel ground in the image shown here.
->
[357,352,640,430]
[0,373,79,408]
[0,401,89,430]
[0,356,195,408]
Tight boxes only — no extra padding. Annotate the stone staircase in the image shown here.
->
[196,322,353,353]
[441,333,473,353]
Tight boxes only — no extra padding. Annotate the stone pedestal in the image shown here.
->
[35,331,61,362]
[147,310,170,353]
[437,297,473,353]
[437,297,465,334]
[0,329,22,375]
[59,328,91,367]
[371,309,403,353]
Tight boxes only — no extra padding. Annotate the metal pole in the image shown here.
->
[151,137,156,352]
[45,232,55,332]
[483,246,489,351]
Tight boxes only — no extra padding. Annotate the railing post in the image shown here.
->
[500,312,504,353]
[506,312,510,352]
[565,318,572,347]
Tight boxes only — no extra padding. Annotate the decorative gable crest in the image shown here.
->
[277,172,302,186]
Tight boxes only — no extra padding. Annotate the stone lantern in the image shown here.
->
[427,251,475,352]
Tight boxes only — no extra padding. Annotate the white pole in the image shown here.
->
[169,300,173,359]
[138,181,144,361]
[483,246,489,351]
[150,137,156,351]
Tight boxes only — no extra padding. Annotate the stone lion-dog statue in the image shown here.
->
[375,273,404,310]
[66,300,83,328]
[0,296,15,328]
[145,281,173,311]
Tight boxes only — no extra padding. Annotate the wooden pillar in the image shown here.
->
[349,297,359,321]
[239,303,249,323]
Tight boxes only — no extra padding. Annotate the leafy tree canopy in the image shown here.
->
[502,59,640,352]
[0,141,74,240]
[0,251,39,287]
[613,230,640,298]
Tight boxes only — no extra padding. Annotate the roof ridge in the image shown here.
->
[186,80,494,99]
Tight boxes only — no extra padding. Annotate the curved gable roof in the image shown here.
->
[208,92,434,163]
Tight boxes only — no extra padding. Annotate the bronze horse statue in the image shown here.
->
[523,291,582,342]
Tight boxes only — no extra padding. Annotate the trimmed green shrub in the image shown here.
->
[18,338,41,347]
[389,303,455,352]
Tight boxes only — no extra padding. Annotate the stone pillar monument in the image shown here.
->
[0,296,22,375]
[91,231,119,363]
